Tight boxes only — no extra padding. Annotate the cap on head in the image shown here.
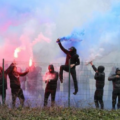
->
[98,66,105,72]
[48,64,54,73]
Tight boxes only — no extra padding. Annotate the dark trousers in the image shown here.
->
[112,89,120,109]
[60,65,78,92]
[11,88,25,107]
[0,87,6,104]
[94,88,104,109]
[44,89,56,107]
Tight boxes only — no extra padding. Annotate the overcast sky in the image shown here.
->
[0,0,120,65]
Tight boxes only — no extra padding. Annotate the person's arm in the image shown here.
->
[89,62,97,72]
[108,74,119,81]
[49,72,58,83]
[18,69,29,76]
[56,39,69,54]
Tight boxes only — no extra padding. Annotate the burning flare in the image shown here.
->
[29,58,32,67]
[14,48,21,58]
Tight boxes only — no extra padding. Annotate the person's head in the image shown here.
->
[13,66,17,72]
[116,68,120,75]
[48,64,54,73]
[69,46,76,53]
[0,67,3,74]
[98,66,105,73]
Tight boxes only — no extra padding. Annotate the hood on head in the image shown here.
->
[69,46,76,54]
[48,64,54,73]
[98,66,105,72]
[116,68,120,75]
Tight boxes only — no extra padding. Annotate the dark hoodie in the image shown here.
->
[8,66,28,89]
[45,65,58,90]
[92,65,105,88]
[58,42,80,67]
[108,68,120,90]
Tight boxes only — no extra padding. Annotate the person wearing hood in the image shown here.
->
[56,38,80,95]
[8,63,29,108]
[108,68,120,110]
[43,64,58,107]
[90,61,105,109]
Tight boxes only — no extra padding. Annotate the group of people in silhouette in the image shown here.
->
[0,38,120,110]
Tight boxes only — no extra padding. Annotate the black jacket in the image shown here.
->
[45,71,58,90]
[9,71,28,89]
[92,65,105,88]
[58,42,80,67]
[108,74,120,90]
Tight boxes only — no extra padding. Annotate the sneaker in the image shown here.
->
[73,90,78,95]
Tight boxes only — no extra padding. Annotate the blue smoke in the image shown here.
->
[59,29,84,42]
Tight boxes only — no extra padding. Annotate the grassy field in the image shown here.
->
[0,105,120,120]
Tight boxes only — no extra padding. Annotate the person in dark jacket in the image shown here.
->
[90,61,105,109]
[8,64,29,107]
[44,64,58,107]
[108,68,120,109]
[56,38,80,95]
[0,65,12,104]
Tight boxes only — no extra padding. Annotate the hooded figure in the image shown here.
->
[8,64,29,108]
[108,68,120,109]
[90,62,105,109]
[44,64,58,107]
[56,39,80,95]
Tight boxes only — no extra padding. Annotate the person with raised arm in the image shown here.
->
[56,38,80,95]
[89,61,105,109]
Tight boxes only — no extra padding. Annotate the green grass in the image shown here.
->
[0,105,120,120]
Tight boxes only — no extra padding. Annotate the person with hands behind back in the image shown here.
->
[90,61,105,109]
[56,38,80,95]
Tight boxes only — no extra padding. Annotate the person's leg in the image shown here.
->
[51,90,56,107]
[1,88,6,104]
[11,89,17,108]
[70,69,78,95]
[44,90,50,107]
[94,90,99,109]
[59,65,69,83]
[98,89,104,109]
[117,91,120,109]
[18,88,25,107]
[112,90,117,110]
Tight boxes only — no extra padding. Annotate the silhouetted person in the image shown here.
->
[44,64,58,107]
[26,65,39,95]
[90,61,105,109]
[56,39,80,95]
[0,65,12,104]
[108,68,120,110]
[8,63,29,108]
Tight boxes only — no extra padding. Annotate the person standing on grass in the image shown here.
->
[43,64,58,107]
[108,68,120,110]
[89,61,105,109]
[8,63,29,108]
[0,64,13,104]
